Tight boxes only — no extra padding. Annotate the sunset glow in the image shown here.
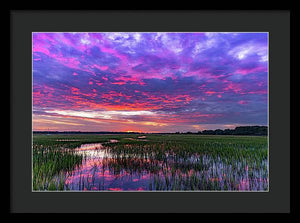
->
[32,32,268,132]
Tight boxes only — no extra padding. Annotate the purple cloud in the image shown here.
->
[32,32,268,132]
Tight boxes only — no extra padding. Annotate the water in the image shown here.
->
[56,141,268,191]
[63,142,151,191]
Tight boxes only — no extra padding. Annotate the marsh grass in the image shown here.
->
[32,134,268,191]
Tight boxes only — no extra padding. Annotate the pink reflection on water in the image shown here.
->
[60,142,268,191]
[63,142,153,191]
[108,188,123,191]
[141,175,149,180]
[75,143,103,151]
[238,179,250,190]
[245,166,249,171]
[109,139,119,143]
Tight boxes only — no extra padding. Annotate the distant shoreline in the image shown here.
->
[33,125,268,136]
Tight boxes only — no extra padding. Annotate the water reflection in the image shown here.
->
[57,142,268,191]
[63,142,150,191]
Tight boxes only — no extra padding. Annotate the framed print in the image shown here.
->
[10,10,291,213]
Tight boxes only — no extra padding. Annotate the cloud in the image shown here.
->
[32,32,268,132]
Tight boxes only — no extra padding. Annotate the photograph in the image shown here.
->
[32,32,269,192]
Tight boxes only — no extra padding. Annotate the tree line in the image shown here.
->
[176,126,268,136]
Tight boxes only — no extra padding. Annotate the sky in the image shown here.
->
[32,32,268,133]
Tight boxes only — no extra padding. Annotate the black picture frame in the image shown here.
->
[10,10,291,213]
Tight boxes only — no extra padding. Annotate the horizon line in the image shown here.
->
[32,125,268,134]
